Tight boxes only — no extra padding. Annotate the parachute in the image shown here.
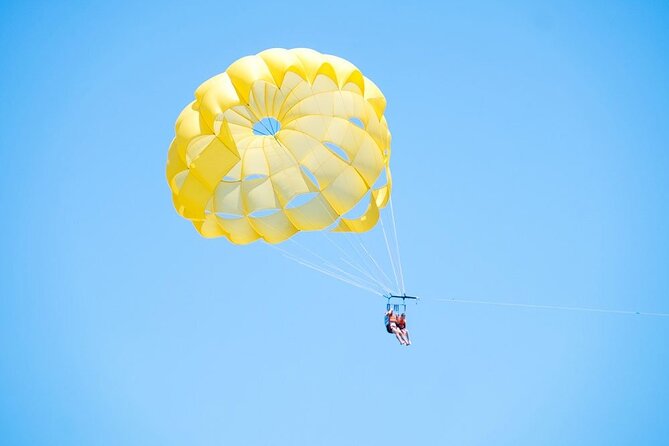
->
[166,48,392,244]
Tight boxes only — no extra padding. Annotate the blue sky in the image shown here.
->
[1,1,669,444]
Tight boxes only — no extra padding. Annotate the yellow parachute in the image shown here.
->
[166,48,392,244]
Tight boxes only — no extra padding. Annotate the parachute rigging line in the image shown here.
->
[379,210,401,293]
[322,231,393,292]
[343,234,395,292]
[340,257,393,293]
[268,239,384,294]
[389,196,406,295]
[255,202,390,295]
[353,235,396,292]
[328,229,390,291]
[427,297,669,318]
[301,177,399,295]
[280,252,382,295]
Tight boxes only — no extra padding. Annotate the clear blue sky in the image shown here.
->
[2,1,669,444]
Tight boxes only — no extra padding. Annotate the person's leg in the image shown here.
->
[391,325,406,345]
[397,329,408,344]
[400,330,409,345]
[402,329,411,345]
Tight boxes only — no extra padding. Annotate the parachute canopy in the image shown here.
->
[167,48,392,244]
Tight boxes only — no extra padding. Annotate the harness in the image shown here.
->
[383,293,418,331]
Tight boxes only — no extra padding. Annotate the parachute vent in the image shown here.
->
[349,117,364,128]
[252,117,281,136]
[323,141,350,162]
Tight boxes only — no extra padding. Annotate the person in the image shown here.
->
[385,308,406,345]
[396,313,411,346]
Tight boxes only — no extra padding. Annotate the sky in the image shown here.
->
[1,0,669,444]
